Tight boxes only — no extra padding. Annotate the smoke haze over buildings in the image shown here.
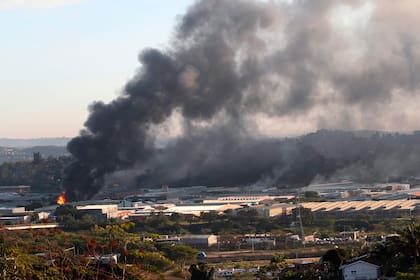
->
[64,0,420,200]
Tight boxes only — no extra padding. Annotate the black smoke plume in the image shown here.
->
[64,0,420,201]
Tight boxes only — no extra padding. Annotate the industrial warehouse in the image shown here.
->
[0,186,419,226]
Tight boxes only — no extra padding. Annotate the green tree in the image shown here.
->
[158,244,197,268]
[128,251,173,272]
[400,223,420,267]
[267,253,287,272]
[189,263,215,280]
[368,222,420,276]
[55,205,96,230]
[396,265,420,279]
[322,248,349,279]
[201,211,219,224]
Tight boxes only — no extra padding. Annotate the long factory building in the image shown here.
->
[253,200,419,218]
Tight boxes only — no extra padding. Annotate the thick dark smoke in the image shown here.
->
[64,0,420,200]
[135,129,338,188]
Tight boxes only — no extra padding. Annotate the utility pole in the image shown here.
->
[296,192,305,248]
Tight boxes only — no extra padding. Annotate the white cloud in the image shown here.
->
[0,0,86,10]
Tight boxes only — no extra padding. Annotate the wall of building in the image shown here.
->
[342,262,379,280]
[179,234,218,247]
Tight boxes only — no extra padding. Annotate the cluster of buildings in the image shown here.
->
[303,182,416,200]
[215,258,383,280]
[0,182,419,229]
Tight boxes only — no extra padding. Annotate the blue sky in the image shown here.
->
[0,0,194,138]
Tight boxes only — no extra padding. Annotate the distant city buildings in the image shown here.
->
[0,182,418,229]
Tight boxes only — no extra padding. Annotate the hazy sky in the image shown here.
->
[3,0,420,139]
[0,0,193,138]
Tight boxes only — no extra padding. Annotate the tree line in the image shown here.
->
[0,155,72,192]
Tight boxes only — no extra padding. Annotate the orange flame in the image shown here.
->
[57,192,66,205]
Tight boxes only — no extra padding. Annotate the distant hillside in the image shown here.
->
[0,156,72,192]
[21,146,69,157]
[299,130,420,183]
[134,129,420,189]
[0,137,71,148]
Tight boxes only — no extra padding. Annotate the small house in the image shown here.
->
[340,260,380,280]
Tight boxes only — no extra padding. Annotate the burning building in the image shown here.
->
[56,192,66,205]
